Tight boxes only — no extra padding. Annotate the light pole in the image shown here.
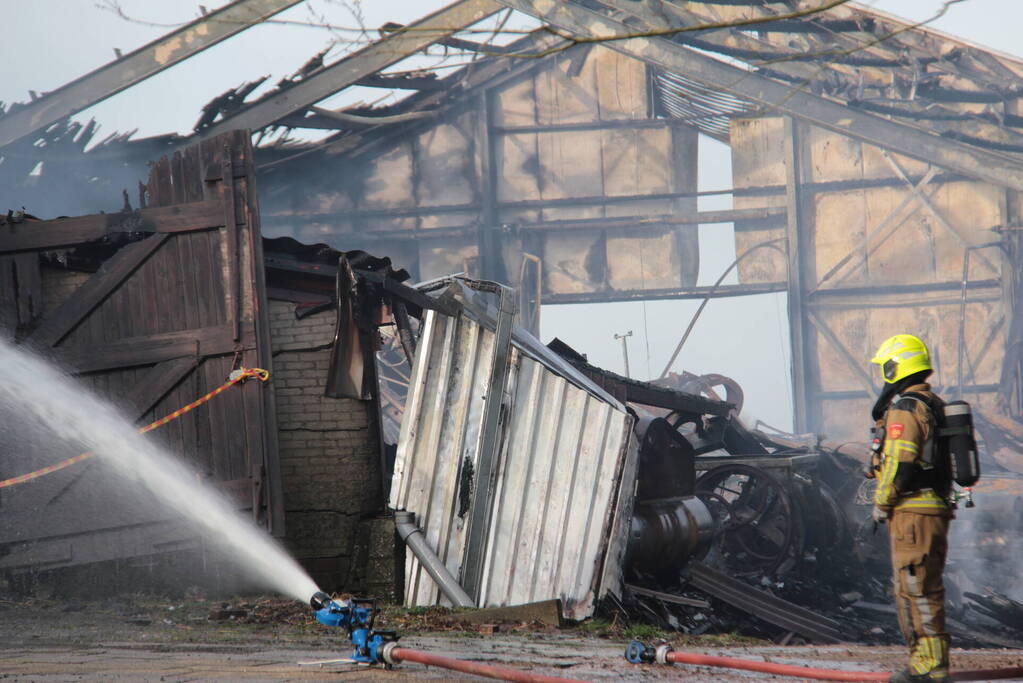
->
[614,330,633,378]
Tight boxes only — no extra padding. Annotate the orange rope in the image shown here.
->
[0,367,270,489]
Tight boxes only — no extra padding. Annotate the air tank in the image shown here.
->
[943,401,980,487]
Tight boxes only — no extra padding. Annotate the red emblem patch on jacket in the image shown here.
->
[888,423,904,439]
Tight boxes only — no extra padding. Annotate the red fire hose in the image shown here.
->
[640,645,1023,682]
[383,645,590,683]
[662,650,888,681]
[379,640,1023,682]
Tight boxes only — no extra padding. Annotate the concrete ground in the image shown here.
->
[2,596,1023,681]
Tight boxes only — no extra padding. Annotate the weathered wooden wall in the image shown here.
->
[260,45,699,298]
[732,116,1010,441]
[0,131,284,574]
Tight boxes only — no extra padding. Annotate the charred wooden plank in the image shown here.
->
[28,234,169,348]
[192,0,502,143]
[13,253,41,326]
[54,323,254,374]
[547,339,732,417]
[0,0,303,148]
[125,356,200,421]
[0,200,224,253]
[0,257,16,338]
[238,132,286,534]
[221,149,241,342]
[355,73,446,91]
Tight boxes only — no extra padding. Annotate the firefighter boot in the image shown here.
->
[889,667,948,683]
[890,635,949,683]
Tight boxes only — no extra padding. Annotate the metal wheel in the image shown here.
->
[695,464,797,576]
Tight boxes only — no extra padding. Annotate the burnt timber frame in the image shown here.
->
[261,28,569,162]
[255,23,702,298]
[494,0,1023,193]
[10,0,1023,440]
[484,0,1023,431]
[0,0,302,149]
[192,0,502,144]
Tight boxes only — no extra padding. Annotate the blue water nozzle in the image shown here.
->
[308,593,399,665]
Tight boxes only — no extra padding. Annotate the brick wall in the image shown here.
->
[268,299,382,591]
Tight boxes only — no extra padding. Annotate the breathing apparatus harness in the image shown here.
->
[868,386,980,508]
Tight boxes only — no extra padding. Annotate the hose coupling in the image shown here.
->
[381,641,399,666]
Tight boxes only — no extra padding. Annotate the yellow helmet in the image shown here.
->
[871,334,932,384]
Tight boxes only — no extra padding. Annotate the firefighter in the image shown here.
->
[869,334,953,683]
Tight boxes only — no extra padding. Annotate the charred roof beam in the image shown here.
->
[437,35,517,54]
[378,24,518,55]
[743,18,875,34]
[257,27,568,171]
[191,0,502,144]
[656,0,989,101]
[0,0,303,149]
[354,73,447,91]
[497,0,1023,192]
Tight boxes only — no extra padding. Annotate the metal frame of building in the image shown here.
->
[8,0,1023,438]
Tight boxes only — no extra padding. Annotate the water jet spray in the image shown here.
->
[0,339,319,602]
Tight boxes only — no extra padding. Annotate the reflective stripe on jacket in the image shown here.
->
[874,383,951,517]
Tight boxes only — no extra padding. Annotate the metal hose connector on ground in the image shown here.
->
[393,510,474,608]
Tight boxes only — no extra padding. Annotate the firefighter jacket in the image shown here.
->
[874,383,953,517]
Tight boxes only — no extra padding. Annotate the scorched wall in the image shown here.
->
[268,299,381,591]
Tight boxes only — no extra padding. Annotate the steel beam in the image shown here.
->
[475,93,503,281]
[542,282,787,305]
[194,0,501,142]
[783,117,810,432]
[0,0,302,149]
[262,189,722,222]
[494,0,1023,192]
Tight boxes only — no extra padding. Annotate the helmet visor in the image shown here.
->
[883,358,899,381]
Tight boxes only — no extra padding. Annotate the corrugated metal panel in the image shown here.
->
[656,70,757,142]
[389,292,635,619]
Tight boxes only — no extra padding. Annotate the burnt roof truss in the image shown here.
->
[0,0,303,150]
[493,0,1023,191]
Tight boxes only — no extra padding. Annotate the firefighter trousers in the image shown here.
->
[890,510,951,678]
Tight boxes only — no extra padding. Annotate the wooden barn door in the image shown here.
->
[0,131,283,573]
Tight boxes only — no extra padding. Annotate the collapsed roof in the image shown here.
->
[7,0,1023,211]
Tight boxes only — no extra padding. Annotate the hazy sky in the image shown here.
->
[2,0,1016,430]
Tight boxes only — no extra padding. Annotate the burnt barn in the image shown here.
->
[3,0,1023,646]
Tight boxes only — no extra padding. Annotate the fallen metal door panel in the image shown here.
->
[391,288,635,619]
